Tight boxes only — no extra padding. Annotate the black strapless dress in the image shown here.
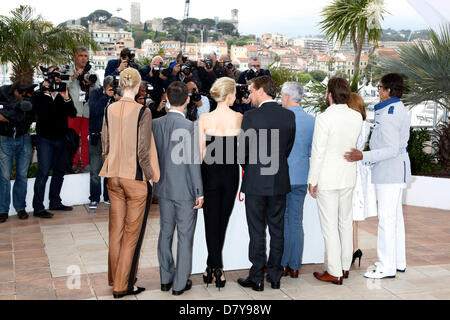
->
[201,135,240,269]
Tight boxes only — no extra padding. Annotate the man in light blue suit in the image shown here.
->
[280,82,315,278]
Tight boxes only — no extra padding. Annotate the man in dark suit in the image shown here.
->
[152,81,204,296]
[104,48,139,78]
[238,58,272,85]
[237,76,296,291]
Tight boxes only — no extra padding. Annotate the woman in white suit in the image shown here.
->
[347,93,377,267]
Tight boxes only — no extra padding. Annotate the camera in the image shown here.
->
[182,53,189,63]
[180,64,192,76]
[77,62,98,84]
[126,50,138,69]
[236,84,250,100]
[0,84,34,123]
[189,89,202,103]
[246,66,260,81]
[223,61,234,70]
[39,66,69,92]
[112,76,121,95]
[203,58,213,70]
[152,63,171,78]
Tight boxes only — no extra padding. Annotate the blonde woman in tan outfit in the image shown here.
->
[99,68,159,299]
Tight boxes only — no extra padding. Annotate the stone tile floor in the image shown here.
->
[0,204,449,300]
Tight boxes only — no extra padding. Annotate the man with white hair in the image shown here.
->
[280,82,315,278]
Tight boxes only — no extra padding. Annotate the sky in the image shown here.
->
[0,0,447,38]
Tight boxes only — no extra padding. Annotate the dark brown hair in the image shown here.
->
[327,77,351,104]
[167,81,189,107]
[251,76,277,99]
[380,73,404,98]
[348,93,366,120]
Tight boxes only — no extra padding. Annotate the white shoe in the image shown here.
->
[364,269,396,279]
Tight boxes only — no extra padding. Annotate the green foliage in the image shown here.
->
[268,67,316,96]
[380,28,430,41]
[408,128,439,174]
[217,22,235,35]
[87,10,112,23]
[320,0,387,76]
[0,5,98,84]
[303,81,328,114]
[431,118,450,168]
[379,24,450,111]
[133,30,151,48]
[309,70,328,82]
[163,17,179,30]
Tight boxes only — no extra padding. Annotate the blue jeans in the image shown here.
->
[32,136,67,213]
[89,136,109,202]
[281,184,307,270]
[0,134,33,213]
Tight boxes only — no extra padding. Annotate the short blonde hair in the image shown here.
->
[210,77,236,103]
[120,68,141,89]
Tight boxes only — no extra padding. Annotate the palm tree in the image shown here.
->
[0,5,98,84]
[319,0,387,90]
[380,24,450,111]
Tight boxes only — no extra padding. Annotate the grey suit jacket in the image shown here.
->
[152,112,203,201]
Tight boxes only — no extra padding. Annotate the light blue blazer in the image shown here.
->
[287,106,315,185]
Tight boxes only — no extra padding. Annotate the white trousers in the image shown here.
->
[316,187,354,278]
[375,184,406,275]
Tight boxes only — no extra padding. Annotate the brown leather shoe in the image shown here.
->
[290,269,299,278]
[313,271,343,285]
[343,270,349,279]
[282,266,291,277]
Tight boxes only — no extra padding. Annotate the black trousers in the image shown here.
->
[245,194,286,283]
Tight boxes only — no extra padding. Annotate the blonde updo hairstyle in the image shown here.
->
[119,68,141,93]
[210,77,236,103]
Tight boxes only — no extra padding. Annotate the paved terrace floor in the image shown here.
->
[0,204,449,300]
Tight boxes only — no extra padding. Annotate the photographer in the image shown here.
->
[219,54,241,82]
[136,81,167,119]
[0,81,35,223]
[169,59,202,89]
[197,52,227,93]
[105,48,139,77]
[68,47,101,172]
[184,80,211,121]
[87,76,116,209]
[238,58,272,85]
[139,56,170,107]
[32,67,77,218]
[231,84,253,114]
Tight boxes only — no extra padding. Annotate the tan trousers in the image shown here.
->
[107,177,151,294]
[316,187,354,278]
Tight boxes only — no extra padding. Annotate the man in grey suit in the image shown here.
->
[152,81,204,296]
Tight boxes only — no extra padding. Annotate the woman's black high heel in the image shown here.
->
[203,267,213,287]
[214,268,226,291]
[351,249,363,267]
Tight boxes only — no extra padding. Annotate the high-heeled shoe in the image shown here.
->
[214,268,226,291]
[113,286,145,299]
[203,267,213,287]
[351,249,363,267]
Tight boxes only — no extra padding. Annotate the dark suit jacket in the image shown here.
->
[152,112,203,201]
[239,101,296,196]
[105,59,139,78]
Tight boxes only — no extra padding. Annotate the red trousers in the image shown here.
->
[69,117,90,168]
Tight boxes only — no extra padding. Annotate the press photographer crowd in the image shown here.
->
[0,46,270,223]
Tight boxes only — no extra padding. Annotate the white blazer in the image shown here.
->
[308,104,363,190]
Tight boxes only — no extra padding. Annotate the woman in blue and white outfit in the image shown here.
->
[345,73,411,279]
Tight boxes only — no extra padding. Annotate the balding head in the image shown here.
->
[151,56,164,66]
[219,54,231,62]
[186,81,198,93]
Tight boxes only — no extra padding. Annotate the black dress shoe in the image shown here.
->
[266,275,281,289]
[49,204,73,211]
[161,282,173,292]
[0,213,7,224]
[17,210,29,220]
[33,210,54,219]
[237,277,264,291]
[172,279,192,296]
[113,287,146,299]
[397,268,406,273]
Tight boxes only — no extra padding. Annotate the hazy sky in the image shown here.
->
[0,0,446,37]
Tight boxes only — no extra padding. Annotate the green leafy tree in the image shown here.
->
[163,17,179,30]
[199,18,215,29]
[133,30,151,48]
[320,0,387,90]
[380,24,450,111]
[87,10,112,23]
[309,70,328,82]
[217,22,235,35]
[0,5,98,84]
